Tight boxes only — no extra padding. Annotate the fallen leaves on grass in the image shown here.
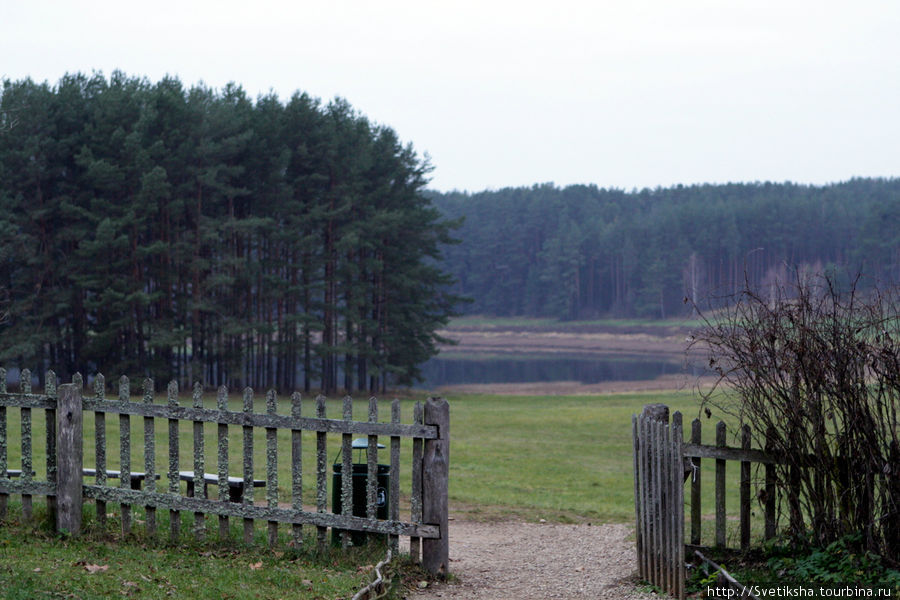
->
[84,564,109,574]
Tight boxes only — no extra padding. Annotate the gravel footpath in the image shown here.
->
[411,520,658,600]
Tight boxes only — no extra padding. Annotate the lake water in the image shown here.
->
[418,353,690,388]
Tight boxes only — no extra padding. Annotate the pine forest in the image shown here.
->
[0,72,461,394]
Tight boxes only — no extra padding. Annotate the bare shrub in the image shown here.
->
[691,272,899,564]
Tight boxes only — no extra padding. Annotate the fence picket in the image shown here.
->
[242,387,254,544]
[266,389,278,547]
[340,396,353,548]
[0,367,7,519]
[390,399,400,555]
[632,414,642,579]
[410,401,423,562]
[315,395,327,552]
[367,397,378,525]
[290,391,302,546]
[119,376,132,535]
[690,418,701,546]
[673,412,685,600]
[217,385,229,539]
[21,368,32,522]
[193,382,205,540]
[168,380,180,542]
[94,374,107,529]
[45,371,57,525]
[655,418,664,591]
[641,415,651,581]
[144,378,157,538]
[715,421,726,548]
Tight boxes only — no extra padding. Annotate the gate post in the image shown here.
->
[422,397,449,576]
[56,383,84,535]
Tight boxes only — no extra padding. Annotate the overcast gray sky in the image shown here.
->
[3,1,899,192]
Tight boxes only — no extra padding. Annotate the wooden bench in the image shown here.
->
[1,470,34,478]
[2,469,158,490]
[178,471,266,503]
[82,469,160,490]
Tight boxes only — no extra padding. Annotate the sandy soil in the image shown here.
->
[437,328,690,357]
[411,519,655,600]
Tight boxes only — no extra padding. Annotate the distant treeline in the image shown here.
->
[0,72,461,393]
[430,179,900,319]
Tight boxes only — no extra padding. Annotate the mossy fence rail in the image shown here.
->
[633,404,784,599]
[0,369,450,575]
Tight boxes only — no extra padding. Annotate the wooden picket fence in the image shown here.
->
[0,368,450,575]
[633,404,783,599]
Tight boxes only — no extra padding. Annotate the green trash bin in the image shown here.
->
[332,438,389,546]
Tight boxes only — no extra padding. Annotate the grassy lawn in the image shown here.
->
[0,502,397,599]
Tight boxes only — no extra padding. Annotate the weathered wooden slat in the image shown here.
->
[193,383,206,540]
[95,374,108,529]
[0,394,55,409]
[662,418,671,594]
[631,414,642,579]
[217,385,229,539]
[340,396,353,549]
[715,421,726,548]
[56,383,83,534]
[242,387,254,544]
[0,367,7,518]
[168,380,180,542]
[410,401,423,562]
[0,479,56,495]
[79,398,436,438]
[640,415,651,582]
[682,443,782,465]
[265,389,278,547]
[690,419,702,547]
[422,397,449,576]
[673,412,685,600]
[367,397,378,527]
[45,371,58,527]
[740,424,751,551]
[120,376,132,535]
[644,417,654,587]
[389,399,400,555]
[656,420,665,588]
[143,378,157,538]
[81,485,439,537]
[21,368,33,522]
[290,391,302,546]
[316,395,327,552]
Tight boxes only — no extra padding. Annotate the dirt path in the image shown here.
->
[412,520,656,600]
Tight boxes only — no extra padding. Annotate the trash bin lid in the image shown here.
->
[352,437,385,449]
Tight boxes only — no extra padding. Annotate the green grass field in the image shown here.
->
[0,501,401,600]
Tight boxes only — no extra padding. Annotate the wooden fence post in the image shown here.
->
[56,383,83,535]
[422,397,449,576]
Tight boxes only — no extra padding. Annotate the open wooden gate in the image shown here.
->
[632,404,685,599]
